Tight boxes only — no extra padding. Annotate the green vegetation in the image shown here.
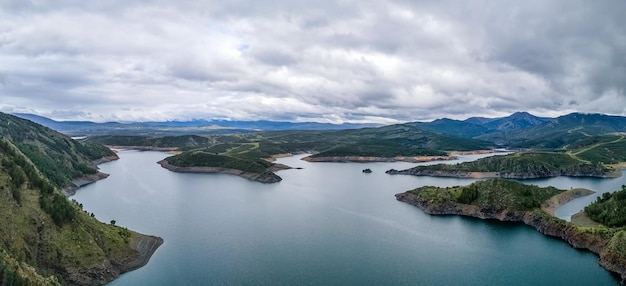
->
[310,139,446,158]
[408,179,562,211]
[401,150,612,178]
[165,150,275,176]
[0,139,75,225]
[0,113,116,188]
[585,186,626,227]
[86,124,492,175]
[479,113,626,148]
[0,112,158,285]
[83,135,215,150]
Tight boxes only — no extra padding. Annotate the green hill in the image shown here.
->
[480,113,626,148]
[406,179,562,211]
[389,151,609,179]
[0,112,162,285]
[585,186,626,228]
[0,113,117,189]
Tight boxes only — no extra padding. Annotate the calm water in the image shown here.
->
[73,150,621,285]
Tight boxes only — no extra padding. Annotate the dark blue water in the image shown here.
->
[73,150,620,285]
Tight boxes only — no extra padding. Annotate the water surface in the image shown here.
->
[73,150,620,285]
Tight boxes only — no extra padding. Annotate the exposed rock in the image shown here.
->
[62,233,163,285]
[387,168,619,179]
[303,155,454,163]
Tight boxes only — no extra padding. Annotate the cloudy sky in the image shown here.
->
[1,1,625,123]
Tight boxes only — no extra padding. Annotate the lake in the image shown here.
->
[72,150,621,285]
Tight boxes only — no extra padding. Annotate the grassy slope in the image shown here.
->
[0,113,116,188]
[164,150,275,175]
[408,179,562,211]
[403,136,626,177]
[0,112,153,284]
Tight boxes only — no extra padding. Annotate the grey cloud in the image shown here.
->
[1,0,625,123]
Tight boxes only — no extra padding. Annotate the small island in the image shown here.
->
[395,179,626,283]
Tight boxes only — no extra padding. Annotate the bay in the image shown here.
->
[73,150,620,285]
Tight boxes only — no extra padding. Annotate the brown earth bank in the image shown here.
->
[395,191,626,283]
[541,188,595,216]
[263,153,294,162]
[302,155,455,163]
[157,160,284,183]
[62,233,163,286]
[386,169,621,179]
[106,145,179,151]
[61,155,120,197]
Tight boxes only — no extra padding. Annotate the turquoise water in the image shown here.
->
[73,150,620,285]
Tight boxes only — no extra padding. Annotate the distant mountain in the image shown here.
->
[12,113,381,136]
[480,113,626,148]
[408,118,491,138]
[408,112,551,138]
[473,112,551,131]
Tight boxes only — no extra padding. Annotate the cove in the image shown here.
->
[73,150,620,285]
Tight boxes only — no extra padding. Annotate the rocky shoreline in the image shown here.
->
[157,159,283,183]
[395,191,626,283]
[62,233,164,286]
[386,168,621,179]
[303,155,454,163]
[61,155,120,196]
[61,153,164,285]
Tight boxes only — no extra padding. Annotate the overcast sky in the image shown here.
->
[1,1,625,123]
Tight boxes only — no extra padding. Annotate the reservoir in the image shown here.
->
[73,150,621,285]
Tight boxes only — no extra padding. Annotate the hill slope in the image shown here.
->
[480,113,626,148]
[0,112,162,285]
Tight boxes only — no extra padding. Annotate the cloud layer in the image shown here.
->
[1,0,625,123]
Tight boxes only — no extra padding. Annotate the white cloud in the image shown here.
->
[1,0,625,123]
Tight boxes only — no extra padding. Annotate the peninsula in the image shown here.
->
[159,150,285,183]
[395,179,626,283]
[387,151,621,179]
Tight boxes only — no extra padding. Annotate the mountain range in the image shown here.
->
[12,113,380,136]
[13,111,626,150]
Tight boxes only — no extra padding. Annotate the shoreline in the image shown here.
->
[105,145,179,151]
[387,169,623,179]
[63,153,164,285]
[395,191,626,283]
[61,154,120,197]
[157,159,283,183]
[540,188,595,216]
[302,155,456,163]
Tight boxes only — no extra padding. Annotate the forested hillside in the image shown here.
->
[0,112,162,285]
